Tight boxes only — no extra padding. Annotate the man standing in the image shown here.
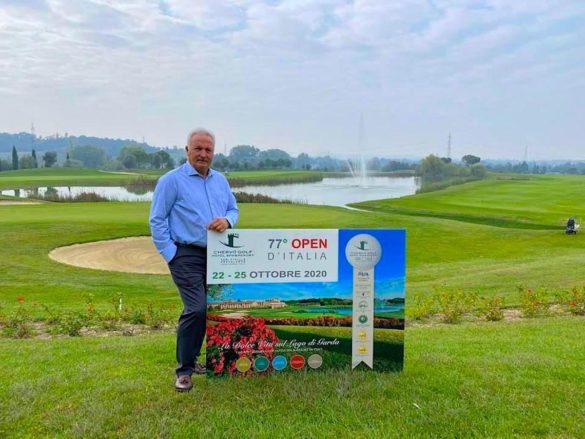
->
[149,128,239,392]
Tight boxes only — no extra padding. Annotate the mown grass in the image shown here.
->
[0,316,583,437]
[0,168,157,189]
[0,168,325,190]
[1,201,584,312]
[354,174,585,228]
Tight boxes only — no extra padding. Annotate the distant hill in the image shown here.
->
[0,132,166,156]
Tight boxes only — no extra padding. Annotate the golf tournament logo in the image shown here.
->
[220,232,243,248]
[345,234,382,270]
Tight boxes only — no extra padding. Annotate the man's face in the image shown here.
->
[186,133,214,175]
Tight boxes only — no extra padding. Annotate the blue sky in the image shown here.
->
[1,1,584,159]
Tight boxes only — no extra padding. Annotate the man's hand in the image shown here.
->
[207,218,230,233]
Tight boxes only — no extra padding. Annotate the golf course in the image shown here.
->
[0,168,584,437]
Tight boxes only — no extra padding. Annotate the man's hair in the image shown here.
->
[187,128,215,146]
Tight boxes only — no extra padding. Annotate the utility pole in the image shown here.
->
[447,133,452,159]
[31,122,36,150]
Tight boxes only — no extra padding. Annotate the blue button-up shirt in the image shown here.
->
[149,162,239,262]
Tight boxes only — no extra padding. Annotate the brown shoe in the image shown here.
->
[175,375,192,392]
[193,362,206,375]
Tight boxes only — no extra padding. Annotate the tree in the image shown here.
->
[419,155,446,181]
[212,153,229,171]
[150,150,174,169]
[296,153,310,169]
[470,164,487,178]
[43,151,58,168]
[461,154,481,166]
[69,145,107,168]
[118,145,150,169]
[0,159,11,171]
[12,145,18,170]
[228,145,260,168]
[19,155,36,169]
[32,149,38,168]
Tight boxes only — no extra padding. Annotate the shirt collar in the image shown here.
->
[182,162,215,178]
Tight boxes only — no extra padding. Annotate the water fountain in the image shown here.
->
[346,155,369,188]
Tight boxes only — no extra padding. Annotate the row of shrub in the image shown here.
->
[2,286,582,338]
[26,190,297,204]
[0,293,177,338]
[408,285,585,324]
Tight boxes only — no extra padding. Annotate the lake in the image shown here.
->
[1,176,419,206]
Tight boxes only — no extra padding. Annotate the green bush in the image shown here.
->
[479,295,505,321]
[406,295,436,321]
[2,305,34,338]
[435,290,477,324]
[518,286,549,317]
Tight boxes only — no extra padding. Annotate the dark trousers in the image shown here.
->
[168,245,207,377]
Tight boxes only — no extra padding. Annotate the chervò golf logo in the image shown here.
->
[220,232,244,248]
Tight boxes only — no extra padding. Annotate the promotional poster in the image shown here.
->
[206,229,405,377]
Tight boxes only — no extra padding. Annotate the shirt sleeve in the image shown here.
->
[224,180,239,228]
[149,174,178,263]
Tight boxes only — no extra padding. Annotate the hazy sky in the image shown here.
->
[1,0,584,159]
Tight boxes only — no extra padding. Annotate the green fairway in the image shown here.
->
[0,316,582,437]
[0,168,158,189]
[0,197,584,311]
[0,167,325,190]
[355,174,585,228]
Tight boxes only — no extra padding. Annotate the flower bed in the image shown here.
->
[206,317,279,376]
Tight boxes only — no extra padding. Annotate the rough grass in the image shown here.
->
[0,316,583,438]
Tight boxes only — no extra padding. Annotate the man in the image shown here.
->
[149,128,239,392]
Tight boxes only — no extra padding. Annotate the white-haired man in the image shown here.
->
[149,128,239,392]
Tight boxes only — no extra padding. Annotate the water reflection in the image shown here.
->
[0,177,419,206]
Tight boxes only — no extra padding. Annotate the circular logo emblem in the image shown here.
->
[359,315,368,324]
[345,234,382,270]
[254,356,269,372]
[272,355,287,371]
[236,357,251,373]
[307,354,323,369]
[290,355,305,370]
[358,330,367,340]
[358,344,368,355]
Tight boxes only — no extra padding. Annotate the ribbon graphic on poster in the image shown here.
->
[345,234,382,369]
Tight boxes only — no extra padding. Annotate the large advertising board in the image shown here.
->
[206,229,405,376]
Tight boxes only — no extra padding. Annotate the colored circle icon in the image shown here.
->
[358,344,368,355]
[307,354,323,369]
[236,357,251,373]
[254,356,269,372]
[359,315,368,324]
[358,331,367,340]
[290,355,305,370]
[272,355,287,371]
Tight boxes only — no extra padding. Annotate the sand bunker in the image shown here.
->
[49,237,168,274]
[0,200,42,205]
